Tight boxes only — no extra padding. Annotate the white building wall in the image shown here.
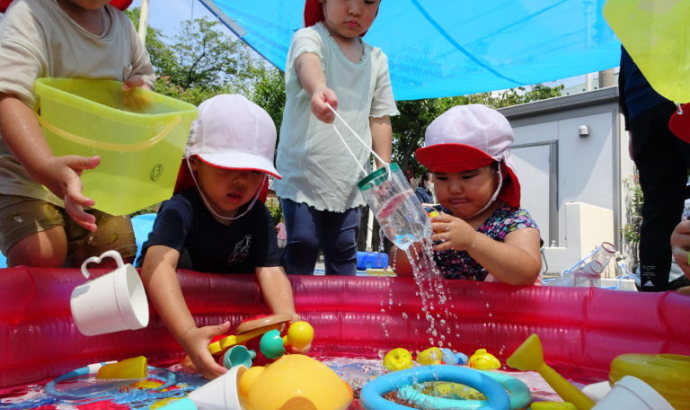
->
[499,87,634,274]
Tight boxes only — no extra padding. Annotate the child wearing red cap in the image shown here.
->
[138,95,299,379]
[274,0,399,276]
[0,0,154,268]
[393,105,542,285]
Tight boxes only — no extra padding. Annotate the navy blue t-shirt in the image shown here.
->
[136,188,281,273]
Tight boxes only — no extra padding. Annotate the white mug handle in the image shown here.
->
[80,250,125,279]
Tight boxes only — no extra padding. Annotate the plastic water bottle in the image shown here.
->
[358,163,431,251]
[573,242,616,287]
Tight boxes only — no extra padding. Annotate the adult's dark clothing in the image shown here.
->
[619,46,690,291]
[415,187,434,204]
[136,187,280,273]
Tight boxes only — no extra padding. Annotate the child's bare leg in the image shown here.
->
[7,227,68,268]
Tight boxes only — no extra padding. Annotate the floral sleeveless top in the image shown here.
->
[432,202,539,281]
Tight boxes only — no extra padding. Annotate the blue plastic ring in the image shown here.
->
[397,370,530,410]
[360,365,511,410]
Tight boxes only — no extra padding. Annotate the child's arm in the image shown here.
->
[370,116,392,165]
[432,213,541,285]
[294,52,338,123]
[671,220,690,279]
[141,244,230,379]
[0,93,99,231]
[255,266,299,319]
[389,243,419,277]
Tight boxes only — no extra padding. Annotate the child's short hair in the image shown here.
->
[415,104,521,207]
[185,94,281,179]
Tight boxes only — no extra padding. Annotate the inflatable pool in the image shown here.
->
[2,266,689,392]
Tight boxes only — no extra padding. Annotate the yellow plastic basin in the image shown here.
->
[34,78,197,215]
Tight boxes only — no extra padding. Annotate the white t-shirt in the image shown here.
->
[0,0,155,204]
[274,23,399,212]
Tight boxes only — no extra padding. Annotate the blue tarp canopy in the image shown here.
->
[199,0,620,101]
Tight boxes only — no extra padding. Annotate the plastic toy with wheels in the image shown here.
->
[396,369,530,410]
[208,314,292,357]
[361,365,511,410]
[205,314,314,369]
[507,334,594,410]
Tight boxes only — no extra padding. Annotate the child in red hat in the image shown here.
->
[274,0,399,276]
[0,0,153,268]
[393,105,542,285]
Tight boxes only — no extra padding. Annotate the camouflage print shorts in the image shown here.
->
[0,195,136,267]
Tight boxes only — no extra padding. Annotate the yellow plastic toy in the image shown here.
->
[383,348,413,371]
[531,403,577,410]
[238,355,352,410]
[507,334,594,410]
[610,353,690,410]
[603,0,690,103]
[417,347,444,365]
[96,356,148,380]
[468,349,501,370]
[33,78,197,216]
[208,314,293,356]
[284,320,314,350]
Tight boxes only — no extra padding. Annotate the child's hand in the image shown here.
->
[180,321,231,380]
[42,155,100,232]
[122,76,152,112]
[310,87,338,123]
[430,212,479,252]
[671,220,690,279]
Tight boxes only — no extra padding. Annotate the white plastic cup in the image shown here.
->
[591,376,674,410]
[70,250,149,336]
[188,365,246,410]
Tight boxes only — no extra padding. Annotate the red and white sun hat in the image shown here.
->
[415,104,521,207]
[185,94,281,179]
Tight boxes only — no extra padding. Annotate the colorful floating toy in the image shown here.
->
[468,349,501,370]
[383,348,414,371]
[441,348,468,365]
[397,369,530,410]
[417,347,444,365]
[361,365,511,410]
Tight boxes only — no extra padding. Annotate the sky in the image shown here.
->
[130,0,233,41]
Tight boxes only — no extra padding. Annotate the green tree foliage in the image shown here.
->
[126,8,271,106]
[252,68,286,134]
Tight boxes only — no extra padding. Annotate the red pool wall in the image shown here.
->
[1,266,689,388]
